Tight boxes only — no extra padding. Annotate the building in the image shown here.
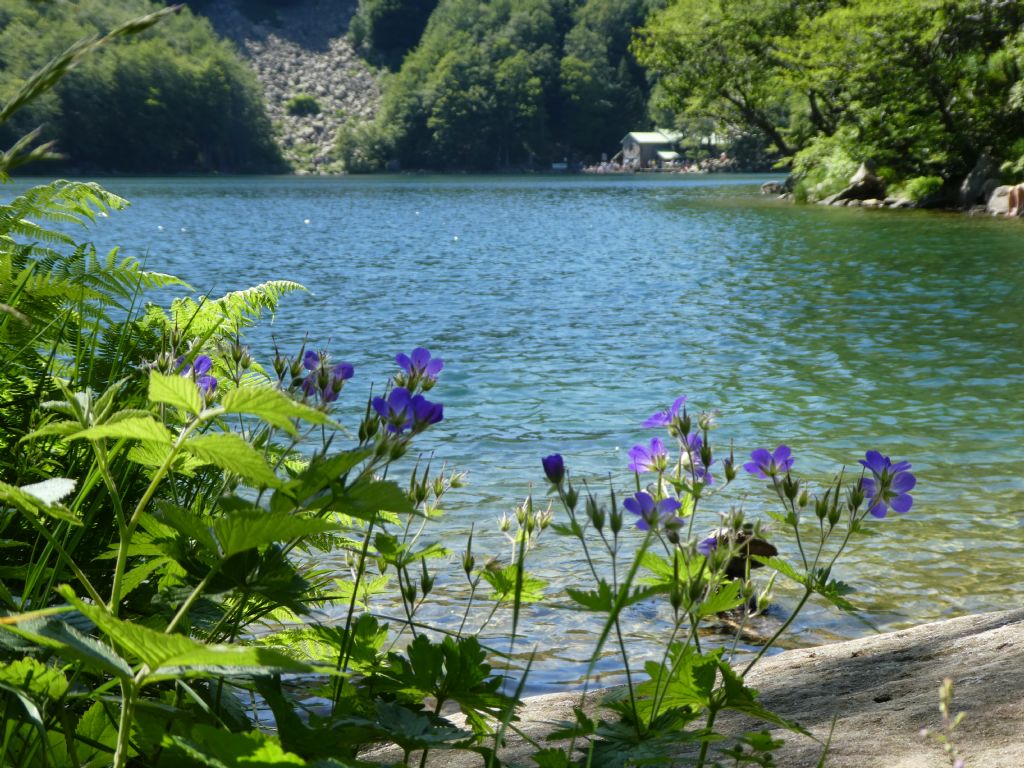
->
[619,130,683,168]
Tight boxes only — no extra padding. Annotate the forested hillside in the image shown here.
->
[339,0,662,171]
[0,0,283,173]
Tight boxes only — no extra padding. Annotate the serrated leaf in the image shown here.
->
[56,588,315,682]
[21,420,81,441]
[566,580,614,612]
[20,478,76,506]
[213,510,335,558]
[754,555,807,587]
[698,579,745,618]
[220,386,331,436]
[481,565,546,603]
[182,433,282,488]
[149,371,202,416]
[334,479,415,521]
[1,616,132,679]
[0,481,81,525]
[73,416,173,444]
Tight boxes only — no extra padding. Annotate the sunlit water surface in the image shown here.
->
[18,174,1024,693]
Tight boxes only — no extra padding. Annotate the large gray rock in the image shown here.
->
[821,162,886,204]
[364,609,1024,767]
[987,184,1013,215]
[959,153,1000,207]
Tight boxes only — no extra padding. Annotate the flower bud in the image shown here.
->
[680,410,692,438]
[782,475,799,501]
[815,493,829,520]
[462,550,476,577]
[798,488,810,508]
[420,561,434,597]
[670,582,684,612]
[848,482,865,511]
[403,582,417,603]
[498,513,511,533]
[585,495,604,531]
[724,457,736,483]
[609,506,623,535]
[565,486,578,511]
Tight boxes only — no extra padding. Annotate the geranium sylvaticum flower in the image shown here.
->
[179,354,217,395]
[623,491,682,531]
[744,445,795,479]
[372,387,443,434]
[395,347,444,389]
[859,450,916,518]
[643,395,686,428]
[697,535,718,556]
[628,438,669,473]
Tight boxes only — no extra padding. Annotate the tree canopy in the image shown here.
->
[0,0,283,173]
[636,0,1024,198]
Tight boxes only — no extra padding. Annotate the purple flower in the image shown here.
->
[372,387,442,433]
[623,491,682,531]
[744,445,794,479]
[303,349,320,371]
[396,347,444,381]
[859,450,915,518]
[180,354,217,395]
[643,395,686,429]
[542,454,565,485]
[628,438,668,473]
[331,362,355,383]
[682,433,714,485]
[411,393,443,429]
[697,536,718,556]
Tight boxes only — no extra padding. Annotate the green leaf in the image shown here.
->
[149,371,202,416]
[566,580,614,612]
[21,420,82,441]
[163,725,307,767]
[19,477,76,506]
[73,416,173,445]
[481,565,546,603]
[1,616,132,680]
[755,555,807,587]
[75,701,118,766]
[0,657,68,702]
[332,574,390,611]
[717,656,810,735]
[56,587,316,682]
[698,580,745,618]
[636,645,719,714]
[182,433,282,488]
[213,510,335,558]
[0,480,81,526]
[220,386,331,436]
[334,478,415,521]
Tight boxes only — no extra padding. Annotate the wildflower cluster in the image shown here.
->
[273,343,355,405]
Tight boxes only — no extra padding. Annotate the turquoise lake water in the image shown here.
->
[20,174,1024,691]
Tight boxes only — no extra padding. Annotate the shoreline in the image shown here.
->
[363,608,1024,767]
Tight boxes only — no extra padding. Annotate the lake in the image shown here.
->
[20,173,1024,692]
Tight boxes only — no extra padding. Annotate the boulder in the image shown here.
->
[820,162,886,205]
[363,609,1024,768]
[987,184,1013,215]
[761,181,786,195]
[958,153,1000,207]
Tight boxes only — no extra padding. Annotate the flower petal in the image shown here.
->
[890,494,913,513]
[891,472,916,493]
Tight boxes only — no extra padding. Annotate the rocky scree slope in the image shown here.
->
[201,0,379,173]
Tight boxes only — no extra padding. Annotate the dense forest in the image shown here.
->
[0,0,282,173]
[339,0,661,171]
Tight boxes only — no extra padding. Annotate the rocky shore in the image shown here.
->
[365,609,1024,767]
[201,0,380,173]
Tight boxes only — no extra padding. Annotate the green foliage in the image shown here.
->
[341,0,658,170]
[892,175,946,203]
[285,93,321,117]
[350,0,441,70]
[640,0,1024,194]
[0,0,283,173]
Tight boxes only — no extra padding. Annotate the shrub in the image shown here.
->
[892,175,945,203]
[285,93,321,116]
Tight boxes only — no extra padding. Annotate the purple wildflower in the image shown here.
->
[859,450,915,518]
[697,536,718,556]
[180,354,217,395]
[542,454,565,485]
[396,347,444,382]
[623,491,682,531]
[372,387,442,434]
[302,349,320,371]
[628,438,669,473]
[643,395,686,429]
[744,445,794,479]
